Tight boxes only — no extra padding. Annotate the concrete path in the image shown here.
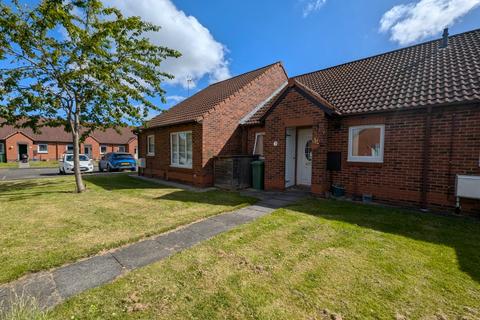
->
[0,190,307,313]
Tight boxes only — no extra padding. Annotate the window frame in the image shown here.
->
[0,142,4,154]
[66,144,74,153]
[147,135,155,156]
[253,132,265,158]
[118,145,126,153]
[170,131,193,169]
[100,145,107,154]
[347,124,385,163]
[37,143,48,154]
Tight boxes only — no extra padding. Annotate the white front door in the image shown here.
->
[285,128,296,188]
[296,128,312,186]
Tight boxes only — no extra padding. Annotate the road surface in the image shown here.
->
[0,167,132,181]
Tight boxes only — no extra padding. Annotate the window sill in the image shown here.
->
[37,152,48,154]
[347,158,383,164]
[147,153,155,157]
[170,164,193,169]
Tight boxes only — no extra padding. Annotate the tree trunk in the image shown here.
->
[72,128,86,193]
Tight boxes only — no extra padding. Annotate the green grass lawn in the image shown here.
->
[0,174,255,284]
[47,199,480,319]
[0,161,59,169]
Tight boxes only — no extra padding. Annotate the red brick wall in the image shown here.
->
[262,87,329,193]
[138,123,206,186]
[5,133,34,161]
[138,63,288,187]
[257,88,479,214]
[201,64,288,180]
[326,105,480,213]
[127,139,138,158]
[4,136,135,162]
[246,126,265,155]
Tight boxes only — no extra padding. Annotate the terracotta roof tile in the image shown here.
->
[294,29,480,115]
[147,62,284,128]
[0,122,135,144]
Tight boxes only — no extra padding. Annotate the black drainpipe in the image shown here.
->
[421,106,433,210]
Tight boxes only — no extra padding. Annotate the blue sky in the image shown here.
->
[6,0,480,118]
[153,0,480,114]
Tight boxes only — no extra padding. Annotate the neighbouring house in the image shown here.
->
[138,28,480,214]
[0,124,137,162]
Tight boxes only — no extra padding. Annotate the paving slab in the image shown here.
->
[257,198,295,209]
[248,205,276,213]
[235,207,270,219]
[211,211,257,227]
[112,240,172,270]
[187,218,233,238]
[0,286,13,313]
[0,273,61,312]
[155,228,206,251]
[53,254,123,299]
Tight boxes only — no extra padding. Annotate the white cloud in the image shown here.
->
[166,95,186,103]
[302,0,327,17]
[103,0,231,88]
[380,0,480,45]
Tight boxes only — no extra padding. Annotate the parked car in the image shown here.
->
[99,152,137,172]
[59,153,94,174]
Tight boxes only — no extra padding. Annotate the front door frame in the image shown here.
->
[285,127,296,188]
[285,126,313,188]
[295,126,313,187]
[17,143,29,161]
[84,144,92,158]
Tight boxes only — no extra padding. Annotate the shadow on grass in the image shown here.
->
[0,180,73,201]
[155,190,258,207]
[82,174,161,191]
[288,198,480,284]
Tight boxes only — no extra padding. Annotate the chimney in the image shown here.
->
[439,28,449,48]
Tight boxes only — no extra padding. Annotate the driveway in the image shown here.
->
[0,167,131,181]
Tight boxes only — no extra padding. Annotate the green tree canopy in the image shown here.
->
[0,0,180,192]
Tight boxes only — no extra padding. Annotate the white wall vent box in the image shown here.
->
[456,175,480,200]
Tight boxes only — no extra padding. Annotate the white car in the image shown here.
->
[59,153,94,174]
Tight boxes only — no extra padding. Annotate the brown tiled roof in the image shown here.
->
[89,127,136,144]
[148,62,285,128]
[294,28,480,115]
[0,122,136,144]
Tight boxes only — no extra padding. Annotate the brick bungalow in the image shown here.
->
[138,29,480,214]
[0,124,137,162]
[138,62,288,186]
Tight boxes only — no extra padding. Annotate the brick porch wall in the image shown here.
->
[262,87,329,193]
[5,132,34,161]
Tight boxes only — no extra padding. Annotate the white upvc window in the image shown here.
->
[37,143,48,154]
[0,143,4,154]
[348,124,385,163]
[147,135,155,156]
[118,145,126,152]
[100,145,107,154]
[66,144,74,153]
[253,132,265,157]
[170,131,192,168]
